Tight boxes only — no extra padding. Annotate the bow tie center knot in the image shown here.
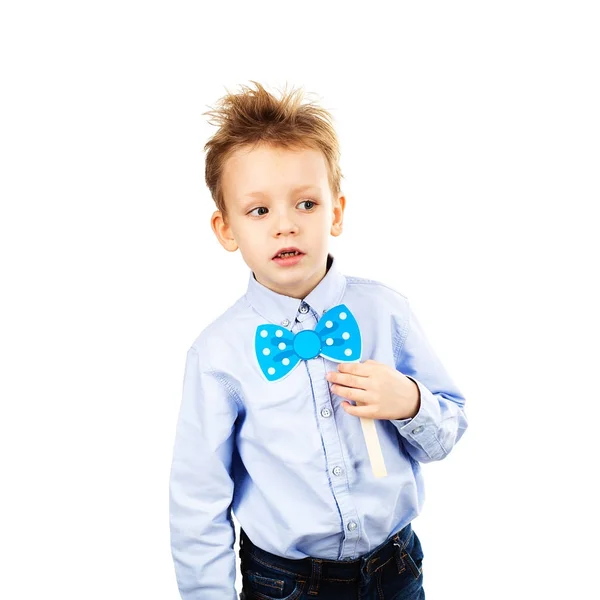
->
[294,330,321,360]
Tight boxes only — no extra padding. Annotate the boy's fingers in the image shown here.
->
[331,372,369,390]
[339,361,373,376]
[331,384,369,403]
[342,401,376,418]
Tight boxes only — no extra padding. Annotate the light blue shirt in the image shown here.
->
[169,253,468,599]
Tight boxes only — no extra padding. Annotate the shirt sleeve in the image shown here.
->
[390,301,469,463]
[169,340,240,600]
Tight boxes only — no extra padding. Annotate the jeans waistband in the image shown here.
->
[239,522,414,581]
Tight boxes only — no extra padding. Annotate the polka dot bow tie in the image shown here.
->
[255,304,362,382]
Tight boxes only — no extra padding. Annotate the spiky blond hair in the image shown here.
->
[203,81,343,222]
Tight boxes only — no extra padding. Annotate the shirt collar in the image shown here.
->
[245,253,347,326]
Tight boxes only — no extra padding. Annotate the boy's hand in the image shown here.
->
[325,360,420,420]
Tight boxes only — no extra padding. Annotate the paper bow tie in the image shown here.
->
[254,302,388,478]
[255,303,362,382]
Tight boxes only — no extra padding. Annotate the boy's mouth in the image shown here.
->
[272,247,305,266]
[272,247,304,259]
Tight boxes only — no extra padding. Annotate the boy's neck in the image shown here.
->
[255,253,333,300]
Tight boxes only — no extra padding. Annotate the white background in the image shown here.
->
[1,1,598,598]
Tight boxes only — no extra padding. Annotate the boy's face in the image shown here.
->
[212,143,345,300]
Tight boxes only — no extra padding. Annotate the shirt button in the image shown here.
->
[281,318,290,327]
[412,425,424,434]
[321,408,332,418]
[347,521,358,531]
[332,466,343,476]
[299,303,309,314]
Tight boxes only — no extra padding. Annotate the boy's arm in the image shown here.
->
[390,301,468,463]
[169,341,239,600]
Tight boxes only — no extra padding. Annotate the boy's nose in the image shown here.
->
[274,213,299,235]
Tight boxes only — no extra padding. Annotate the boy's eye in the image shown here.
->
[248,206,269,216]
[298,199,316,210]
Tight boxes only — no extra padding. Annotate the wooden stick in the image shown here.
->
[357,403,387,477]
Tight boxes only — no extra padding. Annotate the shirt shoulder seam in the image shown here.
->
[344,276,409,300]
[190,336,244,413]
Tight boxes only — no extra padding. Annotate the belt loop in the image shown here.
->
[307,558,322,596]
[392,537,406,575]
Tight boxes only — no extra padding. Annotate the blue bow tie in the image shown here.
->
[255,303,362,382]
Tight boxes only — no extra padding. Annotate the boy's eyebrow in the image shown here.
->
[242,184,320,199]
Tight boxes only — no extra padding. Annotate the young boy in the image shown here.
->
[169,81,468,600]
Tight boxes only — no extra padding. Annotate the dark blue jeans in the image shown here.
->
[239,522,425,599]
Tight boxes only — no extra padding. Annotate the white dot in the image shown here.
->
[326,338,334,345]
[326,320,333,328]
[340,312,347,320]
[278,342,286,350]
[344,349,352,356]
[263,348,271,355]
[282,358,290,366]
[342,332,350,340]
[260,330,268,338]
[268,367,275,375]
[275,330,283,337]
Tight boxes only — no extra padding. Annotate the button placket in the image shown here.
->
[301,306,361,558]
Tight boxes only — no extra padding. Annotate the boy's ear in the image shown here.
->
[330,194,346,237]
[211,210,238,252]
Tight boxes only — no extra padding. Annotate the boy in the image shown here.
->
[169,81,468,599]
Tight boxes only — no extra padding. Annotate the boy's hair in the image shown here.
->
[202,81,343,223]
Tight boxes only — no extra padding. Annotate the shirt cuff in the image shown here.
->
[389,376,438,442]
